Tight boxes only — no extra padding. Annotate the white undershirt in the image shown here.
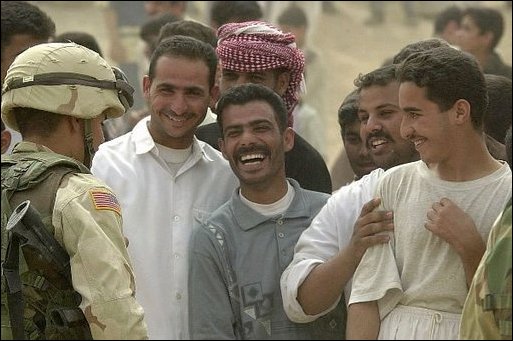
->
[240,180,295,216]
[155,143,192,176]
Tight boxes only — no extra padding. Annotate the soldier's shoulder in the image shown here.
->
[59,173,117,199]
[57,173,122,216]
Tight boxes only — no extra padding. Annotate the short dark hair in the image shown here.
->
[140,13,180,55]
[392,38,450,64]
[484,74,512,143]
[216,83,288,135]
[13,107,64,138]
[277,4,308,27]
[1,1,55,51]
[397,46,487,130]
[433,5,462,36]
[54,31,104,56]
[462,7,504,50]
[338,89,359,137]
[210,1,262,28]
[158,20,217,48]
[354,64,398,92]
[148,35,218,88]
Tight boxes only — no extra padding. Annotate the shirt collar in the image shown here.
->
[231,178,313,231]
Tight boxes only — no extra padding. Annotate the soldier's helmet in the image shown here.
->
[1,42,134,132]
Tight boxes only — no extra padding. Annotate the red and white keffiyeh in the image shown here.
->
[217,21,306,126]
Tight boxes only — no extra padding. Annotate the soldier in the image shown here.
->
[1,42,148,339]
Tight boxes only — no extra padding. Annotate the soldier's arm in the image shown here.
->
[54,175,148,339]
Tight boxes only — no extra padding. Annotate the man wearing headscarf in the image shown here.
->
[195,21,332,194]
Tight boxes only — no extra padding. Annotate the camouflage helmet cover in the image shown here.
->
[1,42,132,131]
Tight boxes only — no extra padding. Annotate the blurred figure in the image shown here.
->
[1,0,55,154]
[209,1,263,30]
[337,89,376,181]
[140,13,180,61]
[365,1,417,27]
[484,74,512,144]
[458,6,512,79]
[459,125,512,340]
[54,31,104,56]
[433,5,463,46]
[277,4,327,159]
[104,1,148,113]
[144,1,187,18]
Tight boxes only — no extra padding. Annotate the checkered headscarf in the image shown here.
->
[217,21,306,126]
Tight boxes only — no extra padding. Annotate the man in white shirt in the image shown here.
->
[346,45,512,340]
[281,64,418,322]
[91,36,237,339]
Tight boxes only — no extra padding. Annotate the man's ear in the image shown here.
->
[219,137,228,160]
[276,71,291,97]
[210,85,220,110]
[142,75,151,99]
[482,30,494,51]
[283,127,295,152]
[1,129,12,154]
[452,99,471,125]
[64,115,82,134]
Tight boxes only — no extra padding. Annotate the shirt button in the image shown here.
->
[174,253,181,259]
[174,215,180,222]
[278,232,285,238]
[176,293,182,300]
[277,219,283,225]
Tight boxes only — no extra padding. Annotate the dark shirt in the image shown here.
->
[484,52,512,80]
[195,123,332,194]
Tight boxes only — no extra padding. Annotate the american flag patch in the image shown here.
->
[90,190,121,215]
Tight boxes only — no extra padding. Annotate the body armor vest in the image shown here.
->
[1,151,92,340]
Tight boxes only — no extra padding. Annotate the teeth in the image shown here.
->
[163,112,185,121]
[371,139,387,148]
[241,153,265,162]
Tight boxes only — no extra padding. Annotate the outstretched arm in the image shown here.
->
[298,198,393,315]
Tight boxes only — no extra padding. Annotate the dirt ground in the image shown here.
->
[34,1,512,170]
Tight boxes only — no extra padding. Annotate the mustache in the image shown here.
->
[160,108,195,119]
[366,131,393,148]
[235,145,270,159]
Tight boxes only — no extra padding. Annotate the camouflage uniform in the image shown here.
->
[1,43,148,339]
[459,200,512,340]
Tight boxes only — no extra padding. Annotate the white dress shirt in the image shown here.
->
[92,116,238,339]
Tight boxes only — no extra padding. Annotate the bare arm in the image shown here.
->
[298,198,393,315]
[425,197,486,286]
[347,301,380,339]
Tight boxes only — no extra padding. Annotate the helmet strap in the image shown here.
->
[82,119,94,168]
